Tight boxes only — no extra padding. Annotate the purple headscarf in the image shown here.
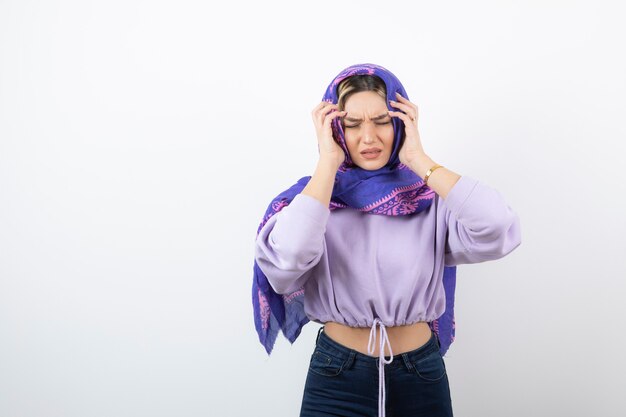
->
[252,63,457,357]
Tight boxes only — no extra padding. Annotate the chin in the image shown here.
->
[356,156,387,170]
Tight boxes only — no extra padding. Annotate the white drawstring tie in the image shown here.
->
[368,318,393,417]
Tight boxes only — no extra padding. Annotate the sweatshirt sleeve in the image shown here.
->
[441,175,522,266]
[254,192,330,294]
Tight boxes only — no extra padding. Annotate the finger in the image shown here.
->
[389,98,416,113]
[324,109,346,122]
[312,101,334,116]
[395,91,407,100]
[314,103,338,125]
[388,110,416,123]
[319,104,339,122]
[394,92,418,111]
[324,110,346,128]
[389,101,417,121]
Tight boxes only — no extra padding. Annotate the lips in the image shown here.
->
[360,148,382,159]
[360,148,382,154]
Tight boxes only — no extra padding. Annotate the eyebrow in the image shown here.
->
[343,113,390,122]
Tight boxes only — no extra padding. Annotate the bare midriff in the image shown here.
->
[323,321,433,357]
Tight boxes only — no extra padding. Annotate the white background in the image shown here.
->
[1,1,625,416]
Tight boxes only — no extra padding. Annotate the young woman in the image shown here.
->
[252,63,522,417]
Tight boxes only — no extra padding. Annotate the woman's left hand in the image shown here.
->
[389,91,425,167]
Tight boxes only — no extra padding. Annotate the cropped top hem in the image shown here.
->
[309,316,441,328]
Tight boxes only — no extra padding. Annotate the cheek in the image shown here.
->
[382,126,395,148]
[344,132,358,150]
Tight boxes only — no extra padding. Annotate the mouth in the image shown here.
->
[360,148,382,159]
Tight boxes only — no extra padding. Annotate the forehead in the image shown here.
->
[344,90,386,109]
[343,92,389,122]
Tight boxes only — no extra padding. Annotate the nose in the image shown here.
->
[362,121,377,143]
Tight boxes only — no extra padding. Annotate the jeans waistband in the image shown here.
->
[314,324,441,370]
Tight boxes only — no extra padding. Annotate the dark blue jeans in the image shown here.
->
[299,326,454,417]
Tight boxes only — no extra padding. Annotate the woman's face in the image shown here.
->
[342,90,394,170]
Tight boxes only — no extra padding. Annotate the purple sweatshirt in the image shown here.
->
[254,175,522,329]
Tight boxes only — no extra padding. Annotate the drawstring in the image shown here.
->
[368,318,393,417]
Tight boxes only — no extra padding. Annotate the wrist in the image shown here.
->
[318,156,342,172]
[408,153,436,179]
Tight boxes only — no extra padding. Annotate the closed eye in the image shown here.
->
[344,121,391,128]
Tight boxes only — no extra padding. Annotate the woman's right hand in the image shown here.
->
[311,101,346,169]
